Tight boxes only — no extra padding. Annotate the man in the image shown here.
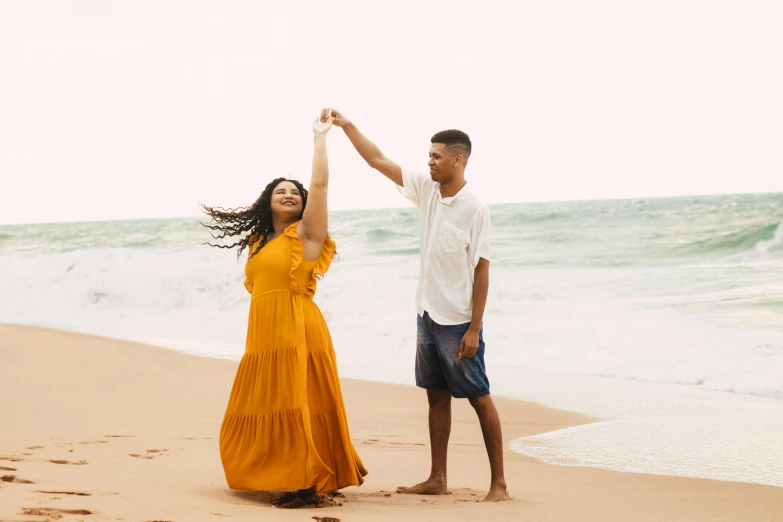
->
[322,108,509,502]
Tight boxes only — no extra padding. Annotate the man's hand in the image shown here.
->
[321,107,349,128]
[313,111,333,134]
[458,329,480,360]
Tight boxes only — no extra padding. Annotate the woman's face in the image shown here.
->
[269,180,303,218]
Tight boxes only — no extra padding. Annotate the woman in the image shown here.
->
[201,112,367,499]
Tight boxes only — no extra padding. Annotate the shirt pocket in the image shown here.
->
[438,220,468,254]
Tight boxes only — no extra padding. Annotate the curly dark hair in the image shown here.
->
[200,177,308,259]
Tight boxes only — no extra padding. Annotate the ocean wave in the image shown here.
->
[370,247,420,256]
[494,210,570,224]
[2,194,782,402]
[511,412,783,488]
[754,220,783,254]
[676,220,783,256]
[363,227,409,241]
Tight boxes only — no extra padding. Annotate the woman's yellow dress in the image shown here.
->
[219,221,367,493]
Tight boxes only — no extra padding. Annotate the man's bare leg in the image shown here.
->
[468,394,510,502]
[397,388,452,495]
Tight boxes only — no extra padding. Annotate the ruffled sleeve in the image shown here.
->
[284,221,336,297]
[307,235,336,296]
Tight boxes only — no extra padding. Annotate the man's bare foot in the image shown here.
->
[396,477,448,495]
[479,482,510,502]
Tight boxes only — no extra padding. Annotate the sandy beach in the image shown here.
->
[1,324,782,522]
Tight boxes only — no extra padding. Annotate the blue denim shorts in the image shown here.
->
[415,312,490,399]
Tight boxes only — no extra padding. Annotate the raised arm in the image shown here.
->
[298,115,332,258]
[322,108,403,186]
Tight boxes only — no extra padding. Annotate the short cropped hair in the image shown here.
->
[431,129,472,159]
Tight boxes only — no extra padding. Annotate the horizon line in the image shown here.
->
[1,189,781,227]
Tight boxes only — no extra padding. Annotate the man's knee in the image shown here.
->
[468,394,493,412]
[426,388,452,407]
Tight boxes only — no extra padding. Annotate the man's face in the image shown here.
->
[428,143,457,183]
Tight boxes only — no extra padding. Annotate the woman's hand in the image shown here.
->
[313,110,333,134]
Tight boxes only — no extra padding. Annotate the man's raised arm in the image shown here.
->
[321,108,403,187]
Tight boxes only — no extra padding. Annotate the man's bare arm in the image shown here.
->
[459,257,490,360]
[470,257,490,333]
[322,108,403,186]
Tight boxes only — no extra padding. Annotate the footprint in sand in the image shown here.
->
[0,466,17,471]
[2,474,35,484]
[26,445,44,450]
[129,449,168,460]
[0,455,27,462]
[48,459,88,465]
[359,438,426,448]
[369,490,394,498]
[20,507,93,518]
[105,434,138,438]
[39,490,92,497]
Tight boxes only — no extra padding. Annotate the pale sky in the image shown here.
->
[1,0,782,225]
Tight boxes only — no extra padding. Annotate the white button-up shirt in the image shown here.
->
[398,169,491,325]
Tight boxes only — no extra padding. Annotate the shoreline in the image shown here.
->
[2,324,782,521]
[6,322,783,487]
[5,322,783,487]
